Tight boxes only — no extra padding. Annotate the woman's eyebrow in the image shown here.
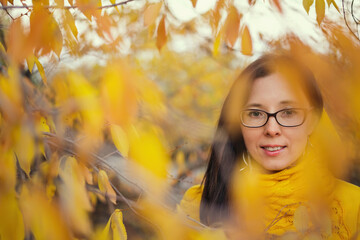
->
[279,100,298,105]
[244,103,264,108]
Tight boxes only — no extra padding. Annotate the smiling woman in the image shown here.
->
[178,54,360,239]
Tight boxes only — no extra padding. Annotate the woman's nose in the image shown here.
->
[263,116,281,136]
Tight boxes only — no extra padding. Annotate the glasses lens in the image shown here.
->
[276,109,305,127]
[241,110,267,127]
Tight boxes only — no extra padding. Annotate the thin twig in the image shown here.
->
[342,0,360,41]
[0,0,136,10]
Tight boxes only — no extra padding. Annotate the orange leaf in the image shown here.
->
[271,0,282,13]
[7,19,32,63]
[64,9,78,39]
[303,0,314,14]
[0,0,7,6]
[143,2,162,27]
[211,0,225,31]
[224,5,240,47]
[326,0,339,12]
[156,15,167,52]
[315,0,325,25]
[190,0,197,8]
[241,25,252,56]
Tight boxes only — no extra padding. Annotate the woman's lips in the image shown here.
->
[260,145,286,157]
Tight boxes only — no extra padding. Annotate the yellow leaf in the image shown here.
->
[19,185,72,240]
[213,30,222,57]
[58,156,93,235]
[224,5,240,47]
[143,2,162,27]
[100,60,137,126]
[315,0,325,25]
[293,205,310,233]
[98,170,117,204]
[46,180,56,201]
[0,41,6,52]
[15,126,35,176]
[0,193,25,240]
[156,15,167,52]
[111,209,127,240]
[128,126,169,180]
[303,0,314,14]
[190,0,197,8]
[34,56,47,84]
[241,25,252,56]
[26,55,35,73]
[110,124,129,157]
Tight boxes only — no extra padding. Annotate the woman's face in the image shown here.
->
[240,73,316,172]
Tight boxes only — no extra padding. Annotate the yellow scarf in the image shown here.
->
[231,154,350,239]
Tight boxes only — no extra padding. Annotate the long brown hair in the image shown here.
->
[199,54,324,226]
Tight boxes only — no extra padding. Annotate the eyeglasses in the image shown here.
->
[240,108,311,128]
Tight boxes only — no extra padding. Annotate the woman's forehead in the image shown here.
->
[244,73,311,108]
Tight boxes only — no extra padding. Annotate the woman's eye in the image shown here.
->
[248,111,262,118]
[282,109,298,117]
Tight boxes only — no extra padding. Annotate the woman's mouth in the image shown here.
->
[261,145,286,156]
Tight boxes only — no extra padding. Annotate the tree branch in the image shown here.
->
[0,0,137,10]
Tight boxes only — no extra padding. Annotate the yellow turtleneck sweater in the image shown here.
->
[177,158,360,239]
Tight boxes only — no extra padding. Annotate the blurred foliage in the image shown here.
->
[0,0,359,239]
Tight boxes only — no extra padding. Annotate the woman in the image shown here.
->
[178,54,360,239]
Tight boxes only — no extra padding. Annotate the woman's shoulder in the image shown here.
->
[177,184,204,222]
[334,179,360,200]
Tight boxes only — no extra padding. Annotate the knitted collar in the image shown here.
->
[230,155,349,239]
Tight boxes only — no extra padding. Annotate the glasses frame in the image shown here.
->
[240,108,312,128]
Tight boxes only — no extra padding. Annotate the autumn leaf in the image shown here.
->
[144,2,162,27]
[100,60,137,126]
[315,0,325,25]
[34,56,47,84]
[58,156,93,235]
[19,185,72,240]
[14,125,35,176]
[190,0,197,8]
[224,5,240,47]
[213,30,222,56]
[6,19,33,63]
[303,0,314,14]
[156,15,167,51]
[293,205,310,233]
[29,8,63,57]
[26,55,36,73]
[211,0,225,32]
[111,210,127,240]
[271,0,282,13]
[110,124,129,157]
[326,0,339,12]
[98,170,117,204]
[64,9,78,39]
[128,125,169,180]
[241,25,252,56]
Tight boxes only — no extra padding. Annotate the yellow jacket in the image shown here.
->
[178,168,360,239]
